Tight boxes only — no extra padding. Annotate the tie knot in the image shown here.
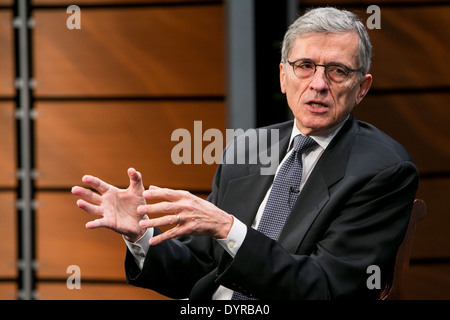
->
[292,135,317,155]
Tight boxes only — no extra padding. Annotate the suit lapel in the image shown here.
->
[220,173,273,226]
[220,116,359,253]
[279,115,359,252]
[220,122,292,226]
[278,172,329,253]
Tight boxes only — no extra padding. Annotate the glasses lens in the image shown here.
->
[293,61,315,79]
[326,65,349,83]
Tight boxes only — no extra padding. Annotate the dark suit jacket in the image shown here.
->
[125,114,419,299]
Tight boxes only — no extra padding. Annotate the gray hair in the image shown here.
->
[281,7,372,75]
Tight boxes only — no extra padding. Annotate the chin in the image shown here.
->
[295,114,331,134]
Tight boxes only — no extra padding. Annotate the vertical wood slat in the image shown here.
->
[0,102,16,186]
[0,193,16,278]
[0,11,14,96]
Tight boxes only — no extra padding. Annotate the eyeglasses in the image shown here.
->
[287,59,362,83]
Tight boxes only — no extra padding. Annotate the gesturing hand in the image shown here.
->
[71,168,149,242]
[137,186,234,246]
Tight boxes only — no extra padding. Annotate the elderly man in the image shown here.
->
[72,7,418,299]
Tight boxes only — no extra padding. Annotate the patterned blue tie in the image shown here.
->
[231,134,318,300]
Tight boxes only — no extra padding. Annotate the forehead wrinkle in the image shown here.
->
[291,32,359,68]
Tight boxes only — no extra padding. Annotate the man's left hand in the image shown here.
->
[137,186,234,245]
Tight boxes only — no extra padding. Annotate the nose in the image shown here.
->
[308,67,329,92]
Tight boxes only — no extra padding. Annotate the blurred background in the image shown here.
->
[0,0,448,300]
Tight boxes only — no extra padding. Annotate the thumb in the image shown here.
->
[127,167,144,193]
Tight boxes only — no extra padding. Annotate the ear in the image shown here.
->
[356,73,372,104]
[279,62,287,93]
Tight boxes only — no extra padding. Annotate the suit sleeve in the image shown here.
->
[215,160,419,299]
[125,229,213,299]
[124,166,225,299]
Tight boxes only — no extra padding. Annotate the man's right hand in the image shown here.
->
[71,167,149,243]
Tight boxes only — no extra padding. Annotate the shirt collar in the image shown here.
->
[288,116,349,151]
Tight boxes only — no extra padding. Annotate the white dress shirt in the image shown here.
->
[124,118,346,299]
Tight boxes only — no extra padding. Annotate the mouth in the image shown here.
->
[305,100,329,113]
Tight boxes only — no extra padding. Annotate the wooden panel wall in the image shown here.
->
[300,0,450,299]
[0,6,16,300]
[33,1,224,300]
[3,0,448,301]
[0,0,225,300]
[0,10,14,97]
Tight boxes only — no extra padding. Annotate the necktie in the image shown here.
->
[231,134,317,300]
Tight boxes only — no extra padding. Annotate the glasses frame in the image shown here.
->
[287,59,362,83]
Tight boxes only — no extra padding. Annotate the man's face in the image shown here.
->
[280,32,372,135]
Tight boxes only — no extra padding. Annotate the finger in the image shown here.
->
[71,186,102,205]
[149,226,184,246]
[76,199,103,216]
[85,218,107,230]
[139,213,180,229]
[128,168,144,193]
[137,202,179,215]
[142,187,189,202]
[81,175,110,194]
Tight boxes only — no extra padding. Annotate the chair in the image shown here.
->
[378,199,427,300]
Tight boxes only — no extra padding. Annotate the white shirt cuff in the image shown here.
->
[123,228,153,269]
[216,217,247,258]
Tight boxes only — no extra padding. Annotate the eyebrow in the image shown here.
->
[292,58,346,65]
